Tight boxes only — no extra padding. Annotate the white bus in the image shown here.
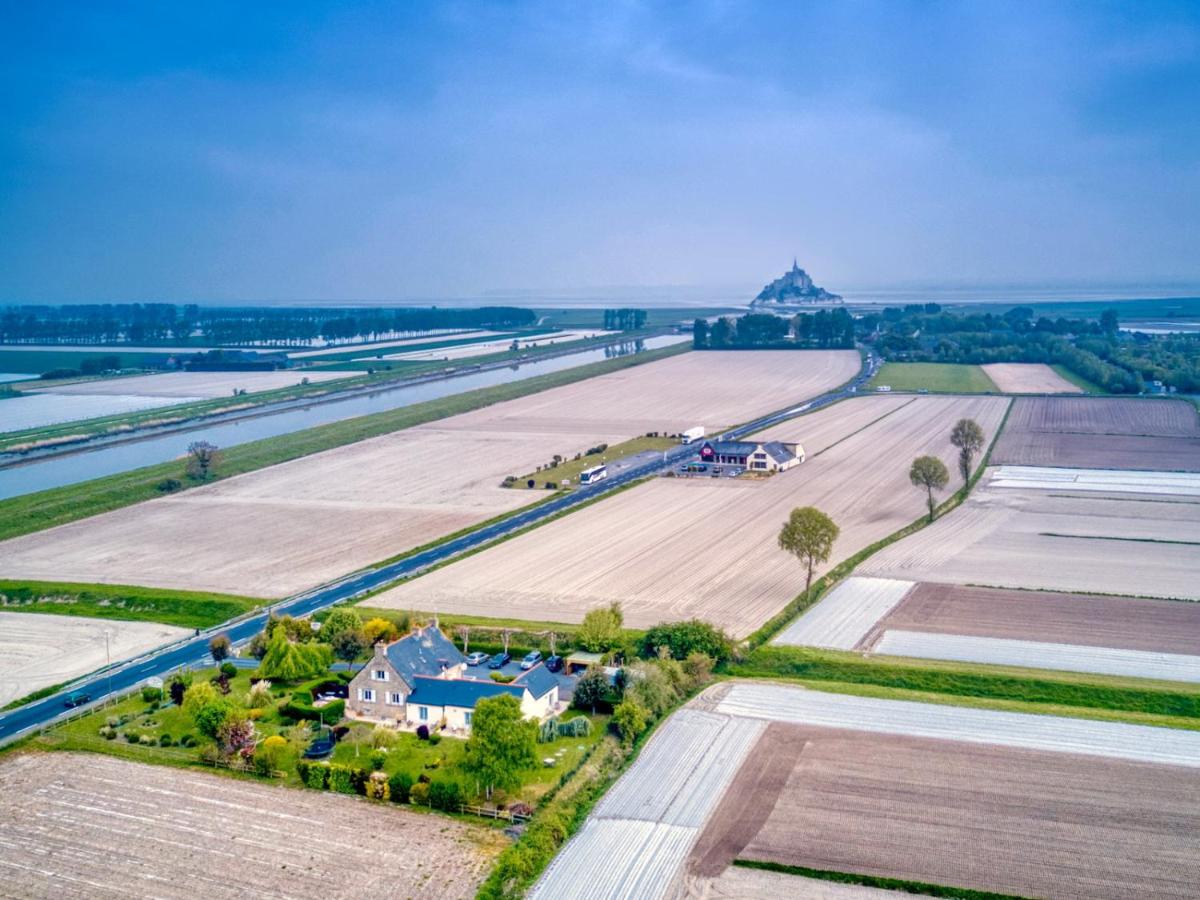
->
[579,464,608,485]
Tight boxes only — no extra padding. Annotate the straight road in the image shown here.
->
[0,349,877,746]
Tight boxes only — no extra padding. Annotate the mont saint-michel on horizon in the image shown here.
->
[753,259,843,306]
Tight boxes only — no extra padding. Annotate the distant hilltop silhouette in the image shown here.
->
[753,259,842,305]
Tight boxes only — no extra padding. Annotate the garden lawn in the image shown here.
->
[0,580,261,629]
[869,362,999,393]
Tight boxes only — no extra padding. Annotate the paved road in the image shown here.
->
[0,350,878,746]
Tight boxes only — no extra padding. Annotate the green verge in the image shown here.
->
[0,343,689,542]
[733,860,1032,900]
[867,362,999,393]
[726,649,1200,728]
[1049,363,1105,394]
[0,580,262,630]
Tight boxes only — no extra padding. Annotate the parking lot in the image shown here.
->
[462,655,580,700]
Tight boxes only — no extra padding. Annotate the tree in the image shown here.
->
[909,455,950,523]
[209,634,231,663]
[186,441,220,480]
[692,318,709,349]
[777,507,840,598]
[641,620,731,662]
[330,628,368,663]
[363,617,397,645]
[572,667,610,713]
[949,418,986,487]
[216,713,256,758]
[1100,308,1119,336]
[256,625,332,681]
[463,694,538,798]
[182,681,218,719]
[318,608,363,642]
[613,699,648,746]
[576,602,624,653]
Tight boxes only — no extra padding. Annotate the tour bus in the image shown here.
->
[579,464,608,485]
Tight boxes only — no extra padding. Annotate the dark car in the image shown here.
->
[488,651,511,669]
[63,690,91,708]
[545,655,564,673]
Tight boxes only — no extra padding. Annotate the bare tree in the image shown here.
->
[949,419,985,487]
[187,441,221,481]
[909,456,950,523]
[778,506,840,599]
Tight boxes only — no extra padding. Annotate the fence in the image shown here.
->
[460,803,531,824]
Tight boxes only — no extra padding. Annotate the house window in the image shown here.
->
[360,688,375,703]
[372,669,388,681]
[465,711,473,727]
[418,706,429,721]
[388,692,403,706]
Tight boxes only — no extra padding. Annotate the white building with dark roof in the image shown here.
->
[697,439,804,472]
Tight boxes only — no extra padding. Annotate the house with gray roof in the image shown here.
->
[346,626,560,734]
[697,439,804,472]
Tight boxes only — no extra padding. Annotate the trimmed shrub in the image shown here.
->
[388,770,414,803]
[557,716,592,738]
[350,767,369,795]
[409,781,430,806]
[141,686,163,703]
[416,724,429,741]
[304,762,330,790]
[179,733,196,748]
[428,732,441,746]
[159,734,174,747]
[369,750,387,771]
[99,726,116,740]
[366,771,390,801]
[124,730,140,743]
[537,717,559,743]
[139,734,156,745]
[428,774,467,811]
[332,725,350,742]
[328,764,356,794]
[219,662,238,678]
[296,759,311,784]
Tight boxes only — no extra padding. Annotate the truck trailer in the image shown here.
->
[680,426,705,444]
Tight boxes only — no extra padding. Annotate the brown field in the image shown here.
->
[0,351,857,598]
[860,582,1200,654]
[369,396,1008,636]
[0,752,503,899]
[693,723,1200,900]
[32,369,360,398]
[991,396,1200,470]
[860,473,1200,600]
[980,363,1082,393]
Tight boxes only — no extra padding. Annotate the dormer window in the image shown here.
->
[372,669,388,681]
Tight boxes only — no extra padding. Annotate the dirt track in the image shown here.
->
[0,753,503,899]
[991,396,1200,471]
[981,363,1082,393]
[0,350,857,597]
[862,582,1200,654]
[371,396,1008,636]
[707,725,1200,900]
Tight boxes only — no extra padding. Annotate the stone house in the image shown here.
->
[346,626,560,734]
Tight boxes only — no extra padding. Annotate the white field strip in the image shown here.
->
[530,820,696,900]
[875,630,1200,683]
[381,329,615,362]
[533,708,763,899]
[287,330,499,358]
[593,709,765,826]
[991,465,1200,496]
[0,393,202,433]
[716,682,1200,768]
[773,577,915,649]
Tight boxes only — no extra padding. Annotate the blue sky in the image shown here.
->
[1,1,1198,302]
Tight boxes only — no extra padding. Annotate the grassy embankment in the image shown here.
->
[0,580,260,630]
[867,362,999,393]
[511,435,677,489]
[0,342,689,542]
[1049,363,1105,393]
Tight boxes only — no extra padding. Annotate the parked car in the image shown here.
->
[520,650,543,670]
[545,655,564,673]
[465,651,489,666]
[62,690,91,708]
[488,651,511,669]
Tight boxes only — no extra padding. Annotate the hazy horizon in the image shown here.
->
[2,2,1198,303]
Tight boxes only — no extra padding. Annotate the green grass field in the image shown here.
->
[0,580,262,629]
[512,435,677,489]
[0,343,690,542]
[1049,363,1105,393]
[868,362,998,393]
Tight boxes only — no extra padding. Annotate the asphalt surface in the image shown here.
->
[0,349,878,746]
